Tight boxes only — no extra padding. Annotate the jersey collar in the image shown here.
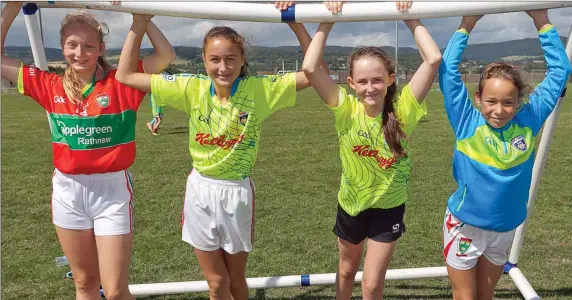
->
[210,77,242,98]
[81,68,105,99]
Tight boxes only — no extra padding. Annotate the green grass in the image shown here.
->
[2,84,572,299]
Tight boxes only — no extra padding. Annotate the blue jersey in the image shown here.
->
[438,26,570,232]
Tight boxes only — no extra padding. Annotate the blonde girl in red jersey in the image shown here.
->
[1,3,176,300]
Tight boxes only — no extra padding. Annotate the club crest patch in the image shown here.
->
[239,111,249,125]
[95,94,109,108]
[457,237,472,257]
[511,135,527,152]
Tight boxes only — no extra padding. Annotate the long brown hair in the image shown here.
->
[203,26,249,77]
[477,62,531,100]
[348,46,407,159]
[59,11,112,104]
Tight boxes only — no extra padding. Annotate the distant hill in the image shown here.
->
[5,35,565,72]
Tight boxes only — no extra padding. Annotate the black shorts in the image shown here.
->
[333,204,406,245]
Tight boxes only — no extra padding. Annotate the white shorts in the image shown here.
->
[182,170,255,254]
[443,209,516,270]
[51,169,135,236]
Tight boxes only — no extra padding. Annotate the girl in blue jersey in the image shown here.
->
[303,2,442,299]
[439,9,570,299]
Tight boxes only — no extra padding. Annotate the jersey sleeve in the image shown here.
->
[254,72,297,118]
[151,73,206,115]
[330,86,354,133]
[522,25,571,134]
[439,30,479,139]
[17,64,58,111]
[395,84,427,135]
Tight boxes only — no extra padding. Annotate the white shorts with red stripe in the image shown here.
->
[443,209,516,270]
[182,170,255,254]
[51,169,135,236]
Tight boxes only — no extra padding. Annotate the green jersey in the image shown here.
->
[151,73,296,180]
[332,84,427,216]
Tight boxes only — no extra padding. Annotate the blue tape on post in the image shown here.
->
[280,5,296,23]
[301,274,310,287]
[48,1,55,4]
[22,3,39,15]
[503,262,517,274]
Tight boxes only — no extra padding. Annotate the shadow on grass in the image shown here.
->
[165,126,189,135]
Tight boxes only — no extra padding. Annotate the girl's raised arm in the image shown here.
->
[403,18,442,102]
[302,23,339,107]
[1,2,24,85]
[141,21,176,74]
[115,14,155,93]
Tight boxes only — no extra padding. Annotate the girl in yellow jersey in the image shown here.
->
[302,2,441,299]
[114,2,335,298]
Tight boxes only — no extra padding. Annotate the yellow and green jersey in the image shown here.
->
[151,73,296,180]
[332,84,427,216]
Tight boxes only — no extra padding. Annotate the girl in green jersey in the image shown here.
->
[302,2,441,299]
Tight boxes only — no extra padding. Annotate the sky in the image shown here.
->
[3,2,572,51]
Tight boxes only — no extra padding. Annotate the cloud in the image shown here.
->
[3,4,571,51]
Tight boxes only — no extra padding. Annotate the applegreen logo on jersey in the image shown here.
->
[96,94,110,108]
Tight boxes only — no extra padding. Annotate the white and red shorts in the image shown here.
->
[51,169,135,236]
[182,170,255,254]
[443,209,516,270]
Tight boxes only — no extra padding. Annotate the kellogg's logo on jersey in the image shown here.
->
[511,135,527,152]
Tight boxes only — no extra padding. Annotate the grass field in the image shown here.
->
[2,83,571,299]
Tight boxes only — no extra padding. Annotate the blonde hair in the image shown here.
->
[59,11,112,104]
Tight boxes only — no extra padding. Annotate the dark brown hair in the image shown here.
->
[477,62,531,100]
[203,26,248,77]
[349,46,407,159]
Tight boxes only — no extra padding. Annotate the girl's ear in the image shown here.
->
[474,90,482,107]
[347,76,355,90]
[388,73,396,86]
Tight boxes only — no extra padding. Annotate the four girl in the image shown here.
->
[2,1,569,300]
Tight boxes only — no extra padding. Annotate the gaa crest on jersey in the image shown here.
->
[239,111,249,125]
[456,237,472,257]
[511,135,527,152]
[95,94,110,108]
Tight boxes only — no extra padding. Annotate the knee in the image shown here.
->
[102,286,133,300]
[207,274,230,294]
[361,277,383,297]
[338,263,359,280]
[228,272,246,289]
[73,274,100,295]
